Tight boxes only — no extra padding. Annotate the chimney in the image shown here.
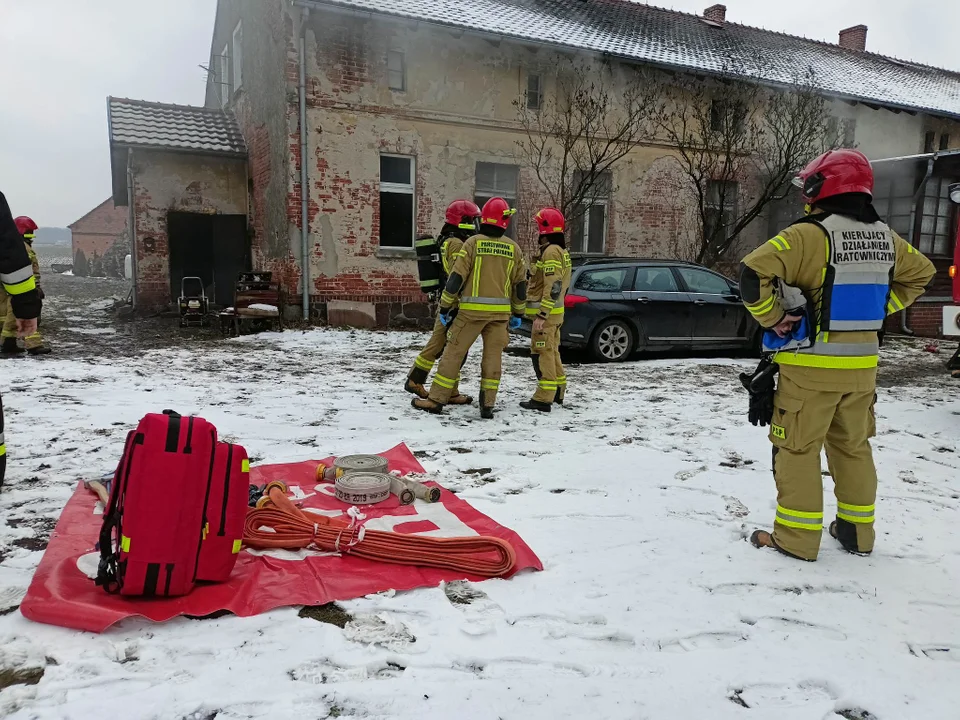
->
[838,24,868,52]
[704,4,726,23]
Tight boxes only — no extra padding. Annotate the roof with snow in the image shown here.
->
[107,98,247,156]
[299,0,960,119]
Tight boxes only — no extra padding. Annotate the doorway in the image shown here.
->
[167,212,249,307]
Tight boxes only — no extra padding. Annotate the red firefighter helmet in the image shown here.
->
[444,200,481,230]
[535,207,565,235]
[793,149,874,204]
[480,197,517,230]
[15,215,38,238]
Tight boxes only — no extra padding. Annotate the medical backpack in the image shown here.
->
[95,410,250,597]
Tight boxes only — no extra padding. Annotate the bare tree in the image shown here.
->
[514,57,659,237]
[654,65,837,267]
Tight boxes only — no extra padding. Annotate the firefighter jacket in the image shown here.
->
[440,233,527,317]
[527,244,572,326]
[741,211,935,390]
[439,236,463,309]
[25,241,40,289]
[0,191,40,320]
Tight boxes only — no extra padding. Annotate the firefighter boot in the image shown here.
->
[1,337,23,357]
[27,346,52,356]
[520,399,551,413]
[412,398,444,415]
[479,391,495,420]
[405,367,430,399]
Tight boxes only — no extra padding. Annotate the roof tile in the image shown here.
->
[108,98,247,156]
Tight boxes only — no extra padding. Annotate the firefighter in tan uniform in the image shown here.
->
[1,215,49,356]
[412,197,527,419]
[405,200,482,404]
[739,149,935,561]
[521,207,572,412]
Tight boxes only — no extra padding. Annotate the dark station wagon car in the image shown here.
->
[517,257,761,362]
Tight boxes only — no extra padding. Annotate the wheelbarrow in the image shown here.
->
[178,276,209,328]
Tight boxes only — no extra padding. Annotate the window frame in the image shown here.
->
[924,130,936,154]
[231,21,243,94]
[378,154,416,248]
[940,133,951,151]
[474,162,520,237]
[705,179,739,243]
[387,50,406,92]
[570,170,612,255]
[526,72,542,110]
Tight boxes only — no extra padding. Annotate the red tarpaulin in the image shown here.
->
[20,444,542,633]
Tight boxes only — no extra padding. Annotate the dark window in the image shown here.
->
[575,268,628,293]
[379,155,415,247]
[526,73,542,110]
[917,177,955,257]
[678,267,731,295]
[475,162,519,237]
[634,267,680,292]
[924,131,936,153]
[710,100,745,133]
[570,171,612,254]
[387,50,405,91]
[705,180,738,242]
[940,133,951,151]
[841,119,857,148]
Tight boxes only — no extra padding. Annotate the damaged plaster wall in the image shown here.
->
[132,150,247,309]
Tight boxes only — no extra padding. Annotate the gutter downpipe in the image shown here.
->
[126,148,139,309]
[299,6,311,321]
[900,155,936,335]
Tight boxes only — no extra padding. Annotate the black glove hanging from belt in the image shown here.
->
[739,357,778,427]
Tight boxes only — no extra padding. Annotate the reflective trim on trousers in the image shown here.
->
[775,505,823,531]
[837,501,875,524]
[414,356,434,371]
[434,374,457,389]
[480,379,500,390]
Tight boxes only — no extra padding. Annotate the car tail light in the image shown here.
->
[951,265,957,279]
[564,294,589,309]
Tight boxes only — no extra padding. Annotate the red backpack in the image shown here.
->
[96,410,249,596]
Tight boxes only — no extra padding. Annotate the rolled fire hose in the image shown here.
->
[334,471,392,505]
[315,455,439,505]
[317,454,389,482]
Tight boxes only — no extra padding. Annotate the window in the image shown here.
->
[705,180,738,242]
[570,171,612,254]
[379,155,415,247]
[940,133,951,151]
[710,100,745,133]
[217,44,230,105]
[231,22,243,93]
[474,162,519,236]
[634,267,679,292]
[916,177,956,257]
[526,73,542,110]
[924,131,936,153]
[826,117,856,148]
[677,267,732,295]
[575,268,628,293]
[387,50,405,91]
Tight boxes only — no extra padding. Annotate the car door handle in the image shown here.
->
[637,296,651,303]
[694,299,707,305]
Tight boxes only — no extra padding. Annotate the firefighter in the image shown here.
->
[0,192,42,488]
[521,207,572,412]
[739,148,935,561]
[412,197,527,419]
[2,216,49,356]
[405,200,482,404]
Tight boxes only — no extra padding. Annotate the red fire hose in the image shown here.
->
[242,483,517,578]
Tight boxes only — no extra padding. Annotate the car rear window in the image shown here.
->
[634,267,679,292]
[677,267,732,295]
[575,268,628,292]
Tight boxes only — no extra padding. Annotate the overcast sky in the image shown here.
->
[0,0,957,228]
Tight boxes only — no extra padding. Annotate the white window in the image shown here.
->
[232,21,243,94]
[380,155,416,247]
[219,44,230,104]
[387,50,405,91]
[474,162,519,237]
[570,171,612,254]
[526,73,542,110]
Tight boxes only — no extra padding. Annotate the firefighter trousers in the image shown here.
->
[769,373,877,560]
[0,391,6,488]
[408,313,465,396]
[428,313,508,408]
[530,324,566,403]
[1,296,42,350]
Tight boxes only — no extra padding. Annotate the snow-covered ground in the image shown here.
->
[1,296,959,719]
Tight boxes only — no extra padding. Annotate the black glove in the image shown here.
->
[739,358,778,427]
[38,288,45,300]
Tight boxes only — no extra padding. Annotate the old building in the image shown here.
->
[67,198,129,278]
[115,0,960,333]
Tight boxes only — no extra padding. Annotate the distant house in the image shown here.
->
[67,198,129,278]
[109,0,960,333]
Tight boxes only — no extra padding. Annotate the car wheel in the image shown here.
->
[591,319,634,362]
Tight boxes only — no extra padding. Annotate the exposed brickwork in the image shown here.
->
[884,302,950,338]
[838,25,868,52]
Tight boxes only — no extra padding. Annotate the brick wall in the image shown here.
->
[68,198,129,277]
[885,302,948,338]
